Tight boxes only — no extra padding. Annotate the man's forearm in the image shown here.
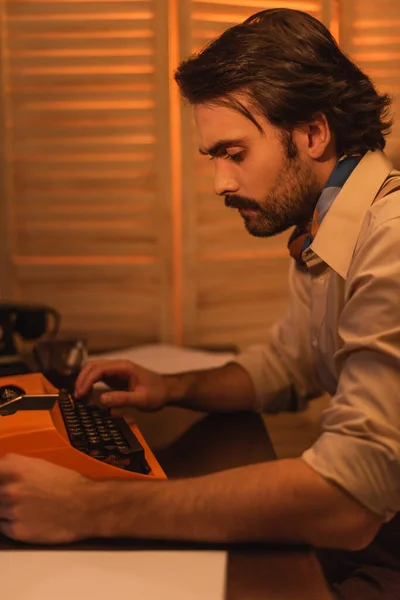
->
[164,362,257,412]
[89,459,382,550]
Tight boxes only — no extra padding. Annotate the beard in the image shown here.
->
[225,146,322,238]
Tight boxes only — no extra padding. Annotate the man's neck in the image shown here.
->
[313,150,339,190]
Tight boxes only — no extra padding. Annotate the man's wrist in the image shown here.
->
[80,479,162,540]
[77,480,110,539]
[164,373,193,407]
[79,480,130,539]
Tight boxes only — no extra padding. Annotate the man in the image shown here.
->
[1,8,400,597]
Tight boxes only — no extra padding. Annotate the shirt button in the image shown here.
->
[311,338,318,348]
[317,275,326,284]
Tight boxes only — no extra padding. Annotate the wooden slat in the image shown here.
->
[12,113,156,137]
[6,2,153,18]
[15,225,157,258]
[7,21,154,37]
[8,31,154,49]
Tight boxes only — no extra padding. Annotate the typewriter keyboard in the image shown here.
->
[58,390,150,474]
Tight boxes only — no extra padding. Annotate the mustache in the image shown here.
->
[225,195,259,210]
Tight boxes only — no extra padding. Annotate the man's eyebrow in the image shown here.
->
[199,139,245,156]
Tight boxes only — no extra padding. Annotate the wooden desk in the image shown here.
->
[0,406,334,599]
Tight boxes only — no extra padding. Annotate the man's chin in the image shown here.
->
[243,220,281,238]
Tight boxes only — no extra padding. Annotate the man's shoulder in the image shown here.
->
[350,187,400,279]
[356,169,400,242]
[368,185,400,229]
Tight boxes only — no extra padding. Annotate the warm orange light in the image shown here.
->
[330,0,339,44]
[196,0,319,9]
[200,248,288,262]
[352,36,400,46]
[354,20,400,30]
[14,256,157,266]
[20,30,154,40]
[16,66,154,75]
[352,52,400,62]
[169,0,183,345]
[19,48,154,58]
[10,12,153,22]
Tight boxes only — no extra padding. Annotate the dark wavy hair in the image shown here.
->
[174,9,392,156]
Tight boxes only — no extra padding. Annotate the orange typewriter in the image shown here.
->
[0,373,166,481]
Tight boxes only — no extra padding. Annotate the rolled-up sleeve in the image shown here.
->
[234,261,323,412]
[302,216,400,521]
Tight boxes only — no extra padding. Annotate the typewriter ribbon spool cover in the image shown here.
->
[0,373,166,481]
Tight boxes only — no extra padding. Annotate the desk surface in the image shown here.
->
[0,404,334,599]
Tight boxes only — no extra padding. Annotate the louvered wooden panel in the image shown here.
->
[18,262,160,349]
[0,0,173,349]
[340,0,400,166]
[190,0,322,52]
[196,255,291,349]
[178,1,323,347]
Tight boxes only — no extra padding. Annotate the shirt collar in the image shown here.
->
[302,150,394,279]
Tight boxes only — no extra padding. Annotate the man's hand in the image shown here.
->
[75,359,256,414]
[0,454,96,544]
[74,359,170,412]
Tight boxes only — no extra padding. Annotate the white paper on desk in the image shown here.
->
[90,343,236,374]
[4,550,227,600]
[89,343,235,376]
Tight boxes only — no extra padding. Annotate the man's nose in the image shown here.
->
[213,165,239,196]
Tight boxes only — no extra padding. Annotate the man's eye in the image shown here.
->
[208,152,245,163]
[226,152,244,163]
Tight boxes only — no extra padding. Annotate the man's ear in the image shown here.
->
[292,113,332,160]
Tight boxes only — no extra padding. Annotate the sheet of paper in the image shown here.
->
[4,550,227,600]
[89,343,235,374]
[89,343,235,390]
